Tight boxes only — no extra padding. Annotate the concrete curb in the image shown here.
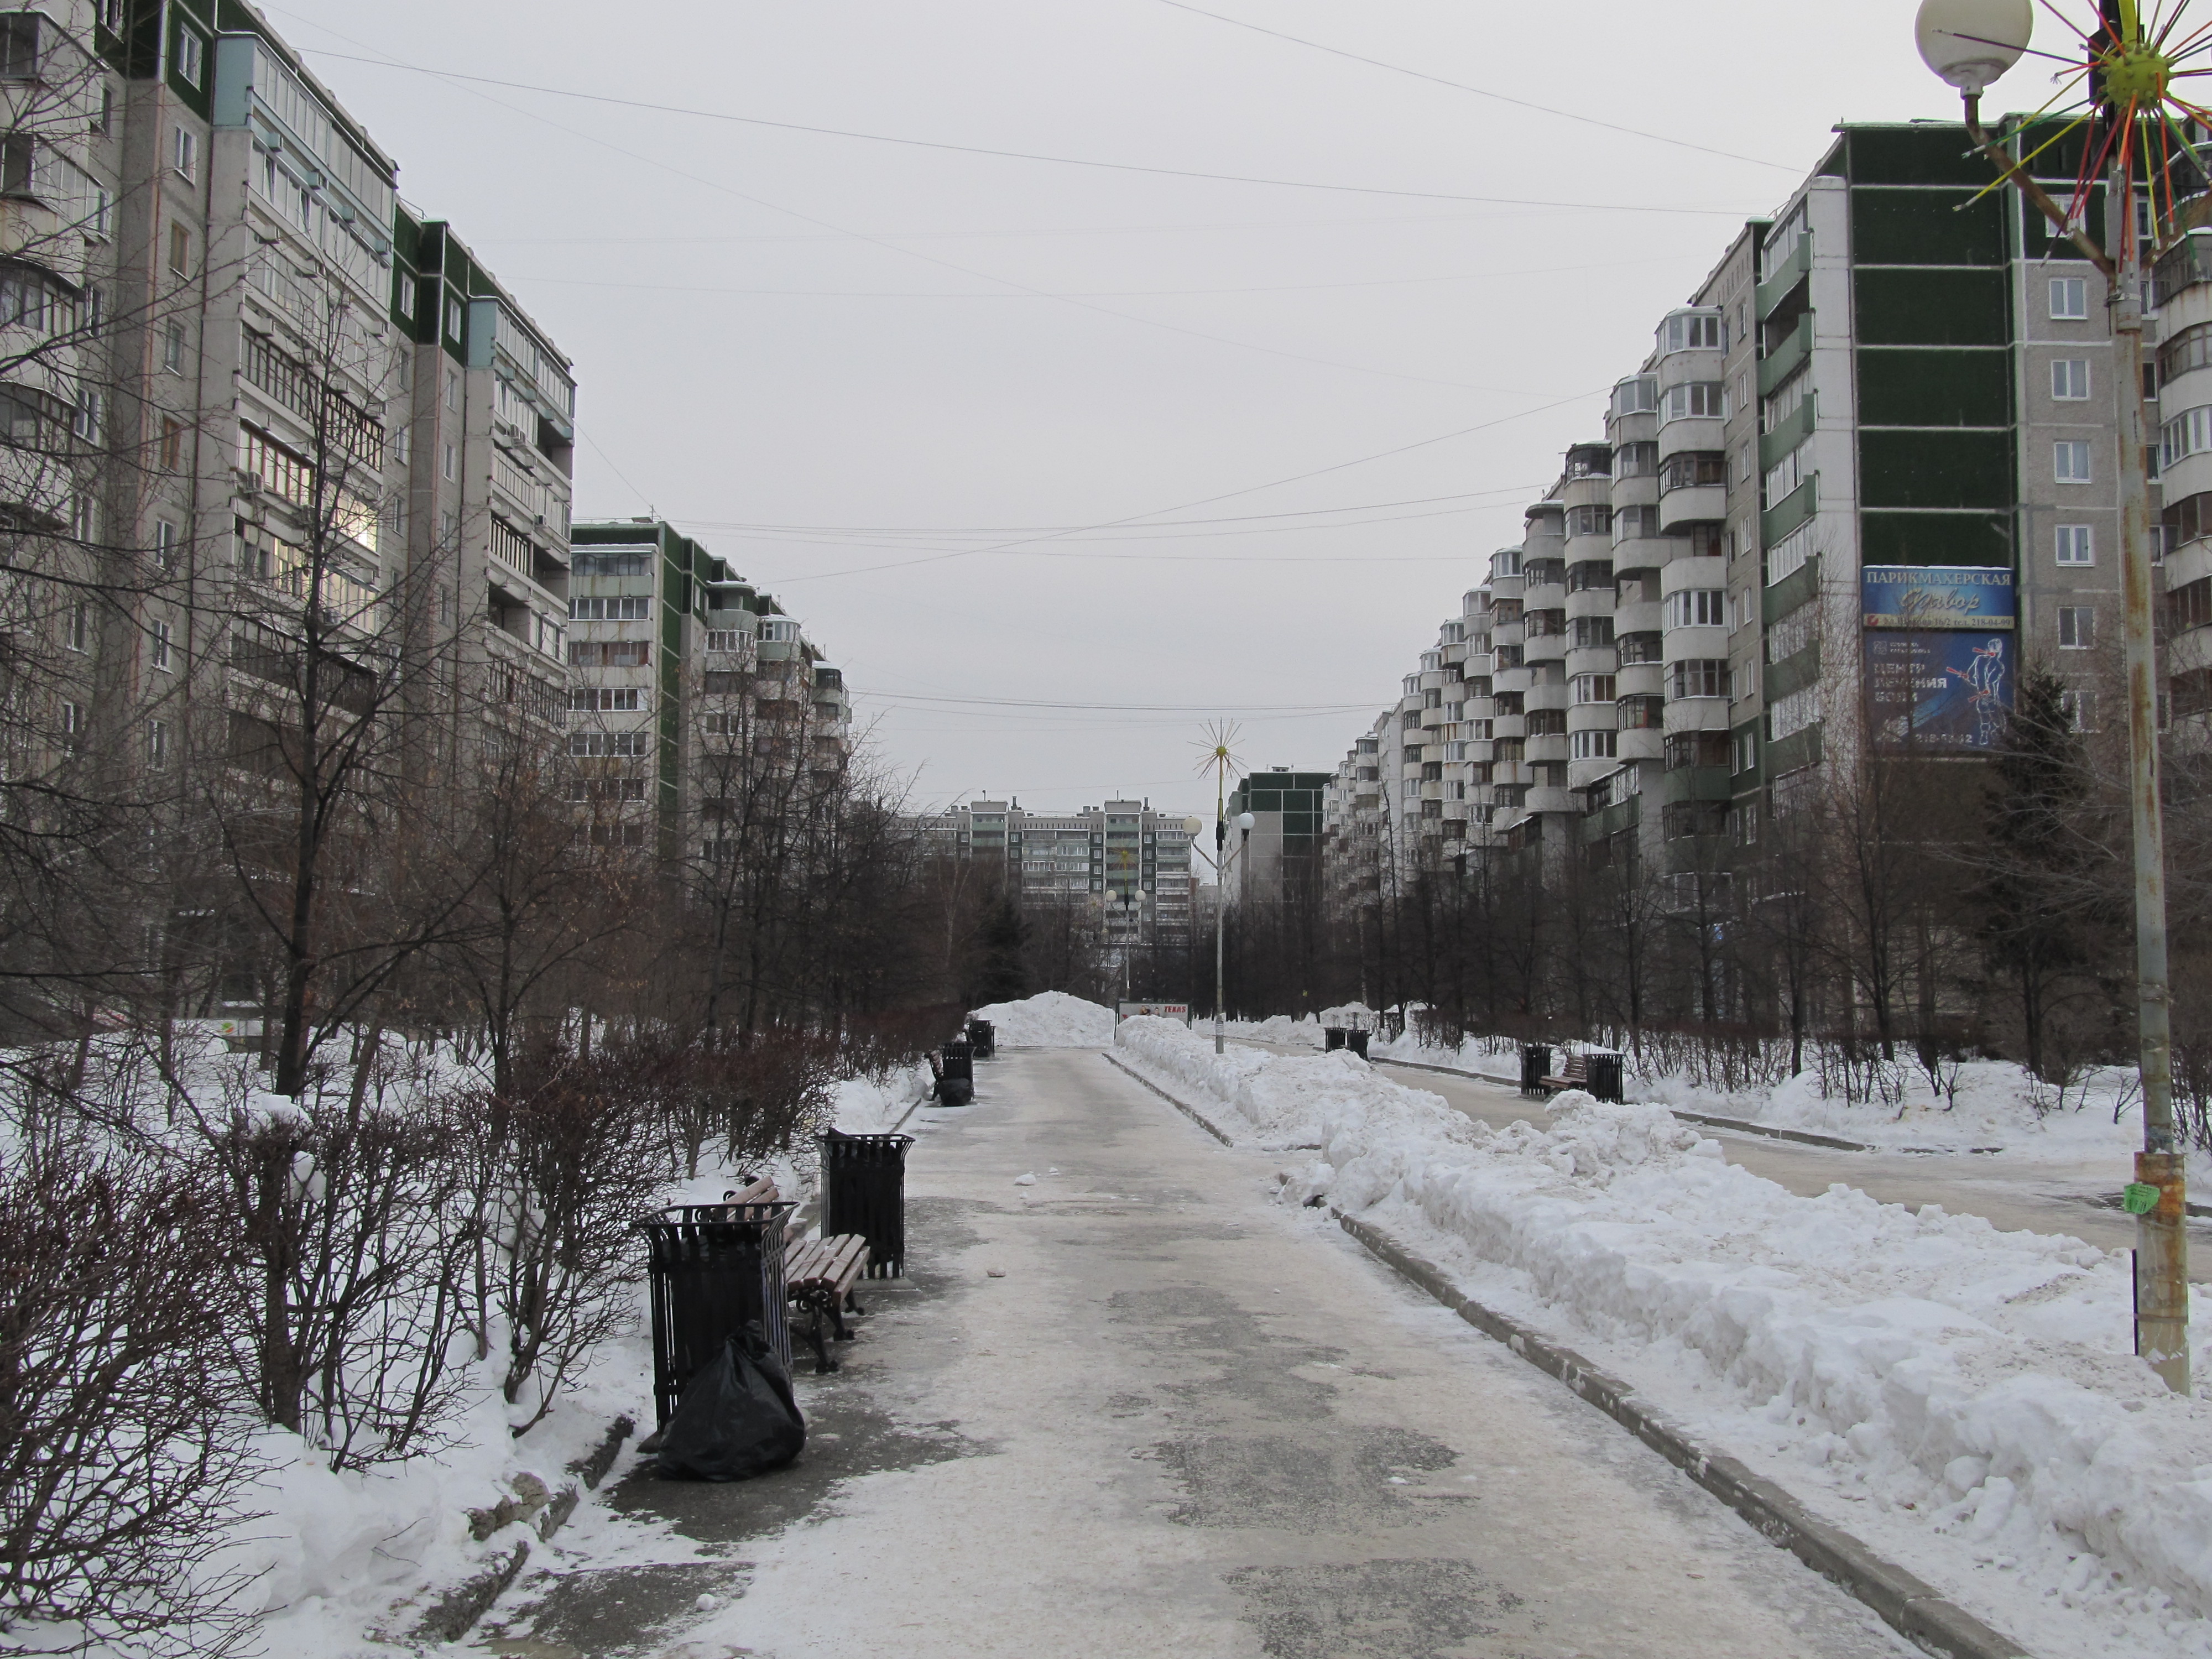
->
[1330,1211,2034,1659]
[1099,1051,1233,1145]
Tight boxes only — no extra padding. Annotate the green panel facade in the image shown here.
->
[1849,189,2003,266]
[1853,268,2008,346]
[1857,429,2013,509]
[1858,512,2014,567]
[1855,348,2011,427]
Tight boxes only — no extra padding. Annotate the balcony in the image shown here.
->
[1756,231,1812,320]
[1759,312,1813,398]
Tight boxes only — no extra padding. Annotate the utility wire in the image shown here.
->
[300,47,1759,214]
[1149,0,1797,173]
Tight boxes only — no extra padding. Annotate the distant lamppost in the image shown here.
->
[1914,0,2187,1390]
[1213,811,1255,1053]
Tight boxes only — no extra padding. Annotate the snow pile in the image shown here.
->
[1230,1014,1317,1044]
[1120,1017,2212,1652]
[1317,1003,1378,1030]
[970,990,1115,1048]
[1116,1015,1471,1154]
[833,1064,932,1133]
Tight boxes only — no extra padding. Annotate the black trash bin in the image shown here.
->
[936,1039,974,1107]
[1323,1027,1346,1051]
[818,1130,916,1279]
[640,1201,795,1430]
[967,1019,995,1059]
[1520,1043,1552,1098]
[1584,1052,1624,1103]
[1346,1030,1370,1060]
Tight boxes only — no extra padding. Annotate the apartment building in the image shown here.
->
[1332,118,2163,903]
[914,799,1195,948]
[567,517,851,856]
[1224,766,1330,909]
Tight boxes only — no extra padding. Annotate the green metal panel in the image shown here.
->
[1858,429,2012,509]
[1756,233,1811,321]
[1764,644,1820,703]
[1758,391,1817,472]
[1853,268,2007,346]
[1841,126,1992,187]
[1661,766,1733,805]
[1855,348,2011,427]
[1759,312,1813,397]
[1764,558,1820,626]
[1766,724,1824,776]
[1761,475,1818,547]
[1850,187,2004,265]
[1858,511,2015,566]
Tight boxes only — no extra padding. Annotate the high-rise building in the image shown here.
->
[566,518,851,856]
[914,799,1195,949]
[1225,767,1329,908]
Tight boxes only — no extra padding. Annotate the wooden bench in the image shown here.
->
[723,1175,779,1206]
[1537,1053,1589,1095]
[784,1233,873,1373]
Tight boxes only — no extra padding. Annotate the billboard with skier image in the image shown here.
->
[1863,629,2013,752]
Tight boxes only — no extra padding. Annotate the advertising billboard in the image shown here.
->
[1117,1001,1192,1025]
[1864,630,2014,750]
[1861,565,2015,631]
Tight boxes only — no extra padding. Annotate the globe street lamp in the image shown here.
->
[1914,0,2186,1390]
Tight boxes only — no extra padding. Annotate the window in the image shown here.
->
[1769,684,1820,740]
[1733,729,1758,773]
[568,730,650,758]
[1611,377,1657,417]
[1614,441,1657,477]
[1660,312,1724,353]
[2050,276,2089,320]
[168,222,188,276]
[1659,451,1726,492]
[175,27,203,87]
[572,687,643,712]
[71,387,98,441]
[2057,524,2094,566]
[2060,687,2096,730]
[1567,615,1614,649]
[149,617,170,670]
[2052,358,2090,400]
[154,518,179,570]
[1403,779,1419,799]
[1570,730,1617,760]
[163,319,185,373]
[1669,659,1729,700]
[0,132,32,197]
[568,640,650,667]
[445,368,460,411]
[441,441,456,482]
[1666,588,1726,629]
[65,599,86,651]
[2171,575,2212,631]
[147,719,168,768]
[59,699,81,752]
[171,125,195,181]
[0,13,36,80]
[1563,504,1611,538]
[1660,382,1726,421]
[2054,440,2093,483]
[2058,605,2095,649]
[568,595,651,620]
[1571,673,1616,704]
[69,492,97,544]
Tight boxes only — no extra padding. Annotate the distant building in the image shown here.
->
[915,799,1195,948]
[1225,769,1330,907]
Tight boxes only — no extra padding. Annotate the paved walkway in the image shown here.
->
[479,1048,1910,1658]
[1367,1057,2212,1280]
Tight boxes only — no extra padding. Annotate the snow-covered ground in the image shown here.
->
[1113,1014,2212,1658]
[968,990,1114,1048]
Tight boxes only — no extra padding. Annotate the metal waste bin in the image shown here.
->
[1323,1027,1346,1051]
[967,1019,995,1058]
[1520,1044,1551,1098]
[640,1201,795,1427]
[1346,1030,1370,1060]
[936,1039,974,1107]
[1584,1052,1624,1103]
[818,1130,916,1279]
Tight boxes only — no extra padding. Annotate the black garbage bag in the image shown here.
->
[654,1321,806,1481]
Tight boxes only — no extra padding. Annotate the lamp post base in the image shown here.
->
[2137,1151,2192,1394]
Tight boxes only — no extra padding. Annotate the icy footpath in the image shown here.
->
[1113,1015,2212,1657]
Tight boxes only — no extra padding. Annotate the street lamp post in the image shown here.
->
[1916,0,2187,1391]
[1213,811,1255,1053]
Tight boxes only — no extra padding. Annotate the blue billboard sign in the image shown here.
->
[1864,630,2014,752]
[1861,565,2015,631]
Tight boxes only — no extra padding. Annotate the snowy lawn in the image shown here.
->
[1114,1014,2212,1659]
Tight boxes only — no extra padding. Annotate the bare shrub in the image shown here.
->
[0,1128,259,1656]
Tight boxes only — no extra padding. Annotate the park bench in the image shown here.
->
[784,1233,873,1373]
[722,1173,875,1370]
[1537,1053,1589,1095]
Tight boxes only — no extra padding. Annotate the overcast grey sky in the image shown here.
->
[273,0,2046,813]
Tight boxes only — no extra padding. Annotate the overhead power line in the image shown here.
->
[300,48,1754,216]
[1149,0,1797,173]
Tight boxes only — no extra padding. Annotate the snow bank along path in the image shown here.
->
[1113,1015,2212,1659]
[967,990,1114,1048]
